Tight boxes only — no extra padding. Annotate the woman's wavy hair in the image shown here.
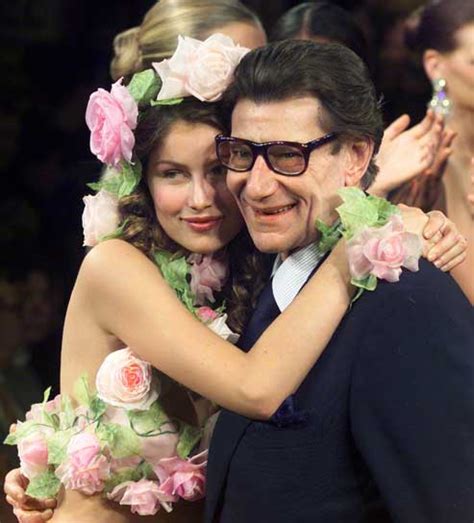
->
[117,99,267,333]
[111,0,262,81]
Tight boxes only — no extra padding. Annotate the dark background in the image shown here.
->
[0,3,429,517]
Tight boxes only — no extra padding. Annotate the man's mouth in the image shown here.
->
[253,204,297,216]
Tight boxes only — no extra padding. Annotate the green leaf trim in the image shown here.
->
[87,161,142,199]
[153,251,196,313]
[176,423,202,459]
[151,97,184,106]
[127,69,161,106]
[25,470,61,499]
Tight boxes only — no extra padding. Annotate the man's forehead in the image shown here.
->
[230,96,325,141]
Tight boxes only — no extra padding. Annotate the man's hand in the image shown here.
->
[4,469,55,522]
[398,205,467,272]
[370,110,444,198]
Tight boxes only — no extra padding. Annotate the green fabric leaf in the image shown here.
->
[316,219,341,253]
[25,470,61,499]
[336,187,379,239]
[60,395,76,429]
[151,97,184,106]
[176,423,202,459]
[47,430,74,466]
[127,401,171,436]
[74,374,92,407]
[97,423,141,459]
[87,162,142,199]
[4,421,51,446]
[154,251,196,313]
[90,397,107,420]
[127,69,161,105]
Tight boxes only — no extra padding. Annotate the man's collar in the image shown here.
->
[271,242,325,312]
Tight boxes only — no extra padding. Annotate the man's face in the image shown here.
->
[226,97,353,255]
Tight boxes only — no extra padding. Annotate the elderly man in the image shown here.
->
[205,40,474,522]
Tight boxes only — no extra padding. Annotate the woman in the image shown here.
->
[391,0,474,302]
[110,0,266,81]
[5,25,466,523]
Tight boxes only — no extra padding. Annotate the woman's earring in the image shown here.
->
[429,78,451,117]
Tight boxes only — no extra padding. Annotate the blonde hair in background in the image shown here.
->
[111,0,262,80]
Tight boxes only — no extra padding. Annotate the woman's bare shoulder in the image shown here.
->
[78,239,164,291]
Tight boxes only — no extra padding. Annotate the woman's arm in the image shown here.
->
[68,238,352,420]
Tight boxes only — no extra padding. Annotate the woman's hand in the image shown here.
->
[398,205,467,272]
[4,469,55,522]
[370,110,444,198]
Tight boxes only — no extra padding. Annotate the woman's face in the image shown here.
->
[147,121,243,254]
[440,23,474,111]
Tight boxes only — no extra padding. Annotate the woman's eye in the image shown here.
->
[160,169,185,179]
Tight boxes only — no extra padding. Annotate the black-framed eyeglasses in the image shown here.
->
[215,132,338,176]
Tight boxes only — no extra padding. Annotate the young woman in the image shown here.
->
[393,0,474,302]
[5,25,467,523]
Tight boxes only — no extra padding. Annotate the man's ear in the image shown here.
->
[343,138,374,187]
[423,49,444,81]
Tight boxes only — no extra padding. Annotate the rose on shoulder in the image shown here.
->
[82,189,120,247]
[95,348,159,411]
[347,214,423,283]
[189,253,228,305]
[153,34,249,102]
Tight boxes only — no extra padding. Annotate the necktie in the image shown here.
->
[238,277,280,352]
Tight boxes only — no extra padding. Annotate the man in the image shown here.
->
[205,40,474,522]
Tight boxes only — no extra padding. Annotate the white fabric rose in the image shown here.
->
[82,189,119,247]
[96,348,159,411]
[153,34,249,102]
[207,314,240,344]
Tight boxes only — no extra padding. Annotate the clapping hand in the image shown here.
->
[370,109,445,197]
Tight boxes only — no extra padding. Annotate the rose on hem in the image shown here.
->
[96,348,159,411]
[153,34,249,102]
[82,189,120,247]
[154,451,207,502]
[108,478,176,515]
[86,78,138,167]
[347,214,423,283]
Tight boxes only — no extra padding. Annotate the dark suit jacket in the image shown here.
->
[205,260,474,522]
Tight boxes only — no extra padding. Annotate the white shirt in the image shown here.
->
[271,242,325,312]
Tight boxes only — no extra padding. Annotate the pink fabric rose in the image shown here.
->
[25,394,62,423]
[96,348,159,410]
[196,306,219,323]
[108,479,176,515]
[347,214,423,283]
[189,254,228,305]
[86,78,138,166]
[18,433,50,479]
[154,451,207,502]
[153,34,249,102]
[55,432,110,495]
[82,189,119,247]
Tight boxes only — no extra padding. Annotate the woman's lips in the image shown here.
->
[182,216,223,232]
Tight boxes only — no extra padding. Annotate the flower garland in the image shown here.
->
[3,34,248,516]
[317,187,423,301]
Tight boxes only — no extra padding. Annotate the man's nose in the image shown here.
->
[189,176,213,210]
[244,155,279,200]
